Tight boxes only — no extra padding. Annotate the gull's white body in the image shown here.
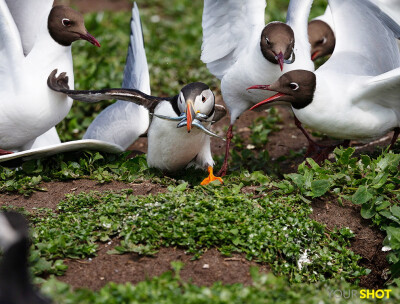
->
[0,0,73,151]
[316,0,400,48]
[294,0,400,142]
[201,0,314,123]
[84,3,215,171]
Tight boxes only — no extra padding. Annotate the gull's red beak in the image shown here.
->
[247,85,271,91]
[247,85,285,110]
[80,31,101,47]
[275,52,284,71]
[250,93,286,110]
[311,51,319,61]
[186,100,195,133]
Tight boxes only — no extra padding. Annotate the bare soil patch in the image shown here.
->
[59,246,269,290]
[310,198,388,289]
[0,180,166,211]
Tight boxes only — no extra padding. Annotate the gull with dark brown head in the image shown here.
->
[201,0,315,176]
[250,0,400,162]
[308,0,400,62]
[0,0,100,155]
[308,6,335,61]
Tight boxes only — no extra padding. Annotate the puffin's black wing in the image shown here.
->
[47,69,164,112]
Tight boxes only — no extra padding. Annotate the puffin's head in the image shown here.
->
[177,82,215,132]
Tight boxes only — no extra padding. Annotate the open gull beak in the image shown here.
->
[79,31,101,47]
[247,85,286,110]
[186,100,196,133]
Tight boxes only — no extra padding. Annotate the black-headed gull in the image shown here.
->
[48,3,226,186]
[0,211,52,304]
[308,0,400,61]
[0,1,99,155]
[308,5,335,61]
[201,0,315,176]
[250,0,400,161]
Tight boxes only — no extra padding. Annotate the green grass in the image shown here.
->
[3,0,400,302]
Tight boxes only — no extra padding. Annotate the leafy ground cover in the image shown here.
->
[1,0,400,303]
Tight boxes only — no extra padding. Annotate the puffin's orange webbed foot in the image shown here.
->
[201,166,223,186]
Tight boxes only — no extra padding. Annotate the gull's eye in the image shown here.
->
[317,37,327,45]
[62,18,72,27]
[202,95,206,103]
[289,82,299,91]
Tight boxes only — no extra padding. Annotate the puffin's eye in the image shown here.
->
[62,18,72,27]
[289,82,299,91]
[202,95,206,103]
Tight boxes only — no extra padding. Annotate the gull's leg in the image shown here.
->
[217,124,233,177]
[294,116,349,163]
[389,128,400,150]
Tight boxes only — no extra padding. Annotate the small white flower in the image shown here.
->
[297,250,311,270]
[382,246,392,252]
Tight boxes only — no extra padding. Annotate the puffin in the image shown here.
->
[249,0,400,162]
[47,3,226,185]
[0,1,100,155]
[201,0,315,176]
[48,71,226,185]
[0,211,52,304]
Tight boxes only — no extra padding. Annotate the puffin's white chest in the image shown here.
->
[147,102,209,171]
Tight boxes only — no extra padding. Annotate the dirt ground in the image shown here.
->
[0,0,393,292]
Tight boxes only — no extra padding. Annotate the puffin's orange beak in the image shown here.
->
[186,100,195,133]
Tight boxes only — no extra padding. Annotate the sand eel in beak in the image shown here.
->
[249,0,400,163]
[0,211,52,304]
[0,1,100,155]
[48,4,225,186]
[201,0,315,176]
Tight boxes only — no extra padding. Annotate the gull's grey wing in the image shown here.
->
[48,69,163,112]
[83,3,151,149]
[5,0,53,55]
[212,104,227,123]
[0,0,24,84]
[201,0,267,79]
[122,2,150,94]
